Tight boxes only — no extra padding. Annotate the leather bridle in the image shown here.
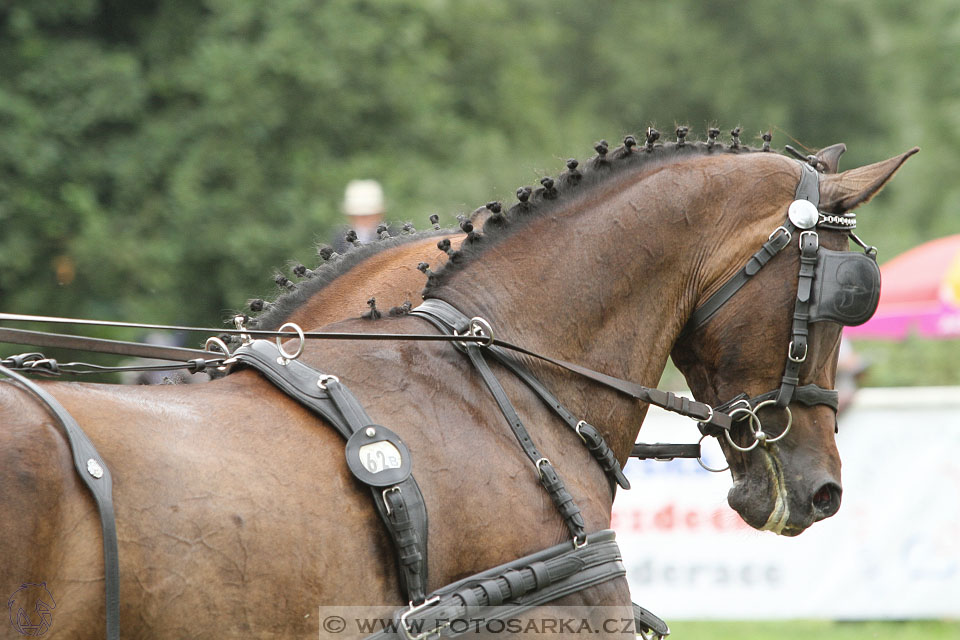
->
[681,161,879,459]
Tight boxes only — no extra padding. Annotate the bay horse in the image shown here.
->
[0,133,915,638]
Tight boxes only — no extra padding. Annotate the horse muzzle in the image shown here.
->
[727,446,842,536]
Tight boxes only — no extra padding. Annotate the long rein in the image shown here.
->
[0,309,730,436]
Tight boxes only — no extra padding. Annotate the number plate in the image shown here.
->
[344,425,412,487]
[358,441,403,474]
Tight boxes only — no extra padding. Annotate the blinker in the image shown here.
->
[787,199,819,229]
[809,249,881,326]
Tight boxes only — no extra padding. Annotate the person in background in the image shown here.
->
[336,179,386,249]
[836,337,869,414]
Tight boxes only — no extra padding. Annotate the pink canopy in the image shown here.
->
[845,234,960,340]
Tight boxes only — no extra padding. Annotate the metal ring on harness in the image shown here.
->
[751,399,793,444]
[723,405,762,452]
[468,316,494,348]
[275,322,305,363]
[204,336,232,367]
[696,434,729,473]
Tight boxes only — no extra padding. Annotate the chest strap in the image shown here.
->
[366,530,626,640]
[228,340,430,604]
[0,364,120,640]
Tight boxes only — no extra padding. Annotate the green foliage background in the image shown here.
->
[1,0,957,385]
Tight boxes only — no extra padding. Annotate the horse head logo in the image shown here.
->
[8,583,56,637]
[835,261,873,313]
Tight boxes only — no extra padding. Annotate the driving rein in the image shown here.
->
[0,159,880,640]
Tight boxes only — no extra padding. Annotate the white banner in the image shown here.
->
[613,387,960,619]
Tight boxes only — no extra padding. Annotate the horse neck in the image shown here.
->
[429,164,714,455]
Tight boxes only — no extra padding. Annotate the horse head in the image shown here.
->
[672,147,918,535]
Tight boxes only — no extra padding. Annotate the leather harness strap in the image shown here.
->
[0,363,120,640]
[412,300,630,491]
[367,530,627,640]
[0,326,219,362]
[411,302,586,542]
[226,340,430,605]
[779,230,820,407]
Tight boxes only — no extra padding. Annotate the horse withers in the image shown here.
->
[0,135,916,637]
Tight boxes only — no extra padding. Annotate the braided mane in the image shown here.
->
[246,128,774,330]
[249,227,452,330]
[423,128,770,293]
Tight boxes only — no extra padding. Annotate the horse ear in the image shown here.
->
[815,143,846,174]
[820,147,919,213]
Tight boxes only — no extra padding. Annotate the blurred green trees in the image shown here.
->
[1,0,957,383]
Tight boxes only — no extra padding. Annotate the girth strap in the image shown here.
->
[228,341,430,604]
[366,530,626,640]
[0,364,120,640]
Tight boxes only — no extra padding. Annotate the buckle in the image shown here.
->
[400,596,447,640]
[768,225,792,245]
[382,486,402,516]
[574,420,589,444]
[788,340,808,363]
[798,229,819,251]
[535,457,552,479]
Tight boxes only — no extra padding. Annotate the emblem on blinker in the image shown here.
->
[788,199,819,229]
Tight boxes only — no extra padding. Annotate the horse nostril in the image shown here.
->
[812,482,842,519]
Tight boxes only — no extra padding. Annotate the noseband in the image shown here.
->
[685,160,881,456]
